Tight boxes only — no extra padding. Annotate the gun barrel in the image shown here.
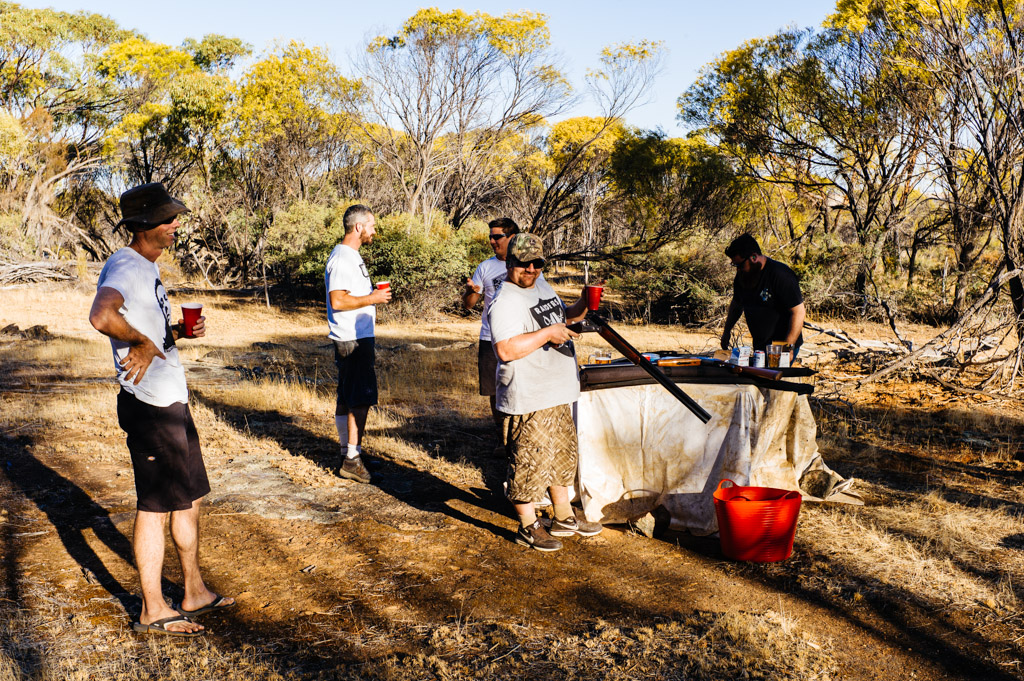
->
[589,314,712,424]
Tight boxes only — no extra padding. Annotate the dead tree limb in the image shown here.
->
[858,267,1022,387]
[803,321,862,347]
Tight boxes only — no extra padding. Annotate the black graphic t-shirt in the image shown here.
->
[734,258,803,352]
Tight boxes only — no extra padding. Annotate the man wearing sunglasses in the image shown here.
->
[462,218,535,453]
[720,233,805,358]
[488,233,602,551]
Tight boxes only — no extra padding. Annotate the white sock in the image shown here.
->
[346,444,360,460]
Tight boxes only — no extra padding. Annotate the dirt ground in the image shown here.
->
[1,280,1023,680]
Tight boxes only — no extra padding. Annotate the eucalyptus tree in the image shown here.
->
[353,8,571,226]
[680,24,929,300]
[529,40,665,242]
[95,34,247,189]
[607,130,744,256]
[0,2,134,259]
[831,0,1024,383]
[193,41,360,297]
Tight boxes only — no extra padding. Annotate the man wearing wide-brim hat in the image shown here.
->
[488,233,604,552]
[89,182,233,636]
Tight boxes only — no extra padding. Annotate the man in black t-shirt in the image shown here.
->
[720,234,806,357]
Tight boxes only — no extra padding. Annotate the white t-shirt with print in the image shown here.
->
[470,256,507,341]
[470,257,547,341]
[325,244,375,341]
[96,247,188,407]
[488,277,580,415]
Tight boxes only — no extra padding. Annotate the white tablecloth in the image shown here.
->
[576,381,835,535]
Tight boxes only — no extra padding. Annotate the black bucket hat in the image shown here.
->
[116,182,190,230]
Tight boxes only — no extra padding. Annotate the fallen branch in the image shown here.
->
[918,368,1024,403]
[859,267,1021,387]
[0,261,74,285]
[803,321,862,347]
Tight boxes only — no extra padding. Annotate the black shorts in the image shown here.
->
[334,337,378,413]
[116,389,210,513]
[477,340,498,397]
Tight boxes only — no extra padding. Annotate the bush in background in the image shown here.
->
[364,214,484,321]
[603,244,732,325]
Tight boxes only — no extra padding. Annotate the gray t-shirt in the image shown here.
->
[488,277,580,415]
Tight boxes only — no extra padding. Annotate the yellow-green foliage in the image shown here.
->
[548,116,624,165]
[0,109,27,164]
[95,38,201,154]
[96,37,196,85]
[588,39,665,80]
[0,2,131,109]
[265,198,347,275]
[234,41,358,146]
[369,8,551,57]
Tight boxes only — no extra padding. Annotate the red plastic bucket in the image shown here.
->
[713,479,802,562]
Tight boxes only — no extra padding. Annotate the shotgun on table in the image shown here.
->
[568,312,712,424]
[698,358,782,381]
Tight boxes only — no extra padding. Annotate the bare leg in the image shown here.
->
[134,510,202,632]
[348,406,369,447]
[171,498,233,613]
[513,501,536,527]
[549,485,572,520]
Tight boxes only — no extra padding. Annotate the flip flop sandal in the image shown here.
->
[174,594,235,617]
[132,614,203,637]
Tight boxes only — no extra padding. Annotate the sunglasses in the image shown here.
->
[488,233,508,241]
[513,258,545,270]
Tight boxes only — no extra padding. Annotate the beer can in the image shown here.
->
[753,350,765,367]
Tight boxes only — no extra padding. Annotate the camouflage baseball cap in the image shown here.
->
[507,233,546,267]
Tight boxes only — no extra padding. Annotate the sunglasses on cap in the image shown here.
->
[488,232,508,240]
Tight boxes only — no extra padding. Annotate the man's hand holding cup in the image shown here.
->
[373,281,393,304]
[178,315,206,338]
[178,303,205,339]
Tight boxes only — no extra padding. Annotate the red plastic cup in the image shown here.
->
[376,281,391,291]
[584,285,603,311]
[181,303,203,338]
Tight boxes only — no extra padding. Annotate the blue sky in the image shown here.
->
[26,0,834,131]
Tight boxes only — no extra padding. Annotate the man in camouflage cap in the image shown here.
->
[487,233,603,551]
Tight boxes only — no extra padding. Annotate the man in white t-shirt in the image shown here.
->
[489,233,603,552]
[462,217,522,452]
[90,183,233,637]
[325,204,391,484]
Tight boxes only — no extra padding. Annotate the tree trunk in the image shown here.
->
[1008,271,1024,343]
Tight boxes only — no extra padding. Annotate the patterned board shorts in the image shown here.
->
[505,403,578,503]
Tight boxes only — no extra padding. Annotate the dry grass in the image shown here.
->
[0,587,285,681]
[799,500,1019,611]
[2,281,1024,679]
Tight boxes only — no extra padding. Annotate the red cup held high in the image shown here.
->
[584,285,603,312]
[181,303,203,338]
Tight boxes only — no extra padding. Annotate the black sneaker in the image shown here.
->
[549,513,603,537]
[516,520,562,552]
[338,456,371,484]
